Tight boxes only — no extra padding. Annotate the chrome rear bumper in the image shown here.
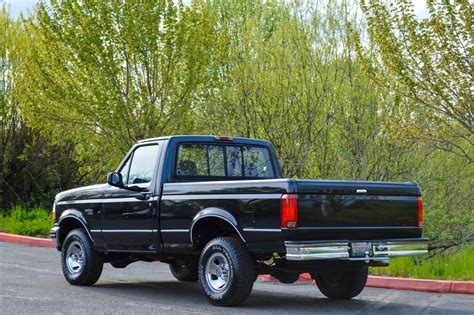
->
[285,238,429,261]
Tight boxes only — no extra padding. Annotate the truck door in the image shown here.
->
[101,143,162,252]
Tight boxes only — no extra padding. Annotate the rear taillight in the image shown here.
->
[417,196,423,226]
[281,194,298,228]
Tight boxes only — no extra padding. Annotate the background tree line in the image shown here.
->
[0,0,472,245]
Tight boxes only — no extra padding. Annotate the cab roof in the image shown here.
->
[137,135,272,146]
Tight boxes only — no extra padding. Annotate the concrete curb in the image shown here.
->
[1,232,472,294]
[0,232,54,248]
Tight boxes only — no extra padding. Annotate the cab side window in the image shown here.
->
[119,157,131,184]
[124,145,159,185]
[176,144,208,176]
[176,144,227,177]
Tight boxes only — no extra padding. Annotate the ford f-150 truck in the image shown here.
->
[50,135,428,306]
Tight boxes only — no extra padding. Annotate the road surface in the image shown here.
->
[0,241,472,314]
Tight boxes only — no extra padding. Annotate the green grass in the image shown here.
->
[0,205,53,237]
[370,245,474,281]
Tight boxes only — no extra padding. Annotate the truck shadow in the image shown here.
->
[88,280,465,314]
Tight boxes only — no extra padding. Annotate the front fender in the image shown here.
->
[57,209,94,246]
[58,209,89,227]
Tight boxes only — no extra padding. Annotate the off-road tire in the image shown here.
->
[61,228,103,286]
[198,237,255,306]
[314,266,368,299]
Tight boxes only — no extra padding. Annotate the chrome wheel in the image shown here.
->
[205,252,231,293]
[66,240,84,274]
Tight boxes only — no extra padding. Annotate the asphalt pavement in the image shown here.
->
[0,241,473,314]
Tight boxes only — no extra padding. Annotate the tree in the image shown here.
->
[0,7,24,207]
[198,0,420,180]
[355,0,473,162]
[17,0,220,179]
[199,1,346,177]
[3,0,471,243]
[0,7,79,209]
[353,0,473,244]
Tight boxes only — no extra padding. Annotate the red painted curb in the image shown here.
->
[451,281,474,294]
[367,276,453,293]
[0,232,54,248]
[1,232,472,295]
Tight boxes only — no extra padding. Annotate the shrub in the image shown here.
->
[0,205,52,236]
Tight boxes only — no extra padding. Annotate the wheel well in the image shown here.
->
[191,217,244,249]
[58,217,88,247]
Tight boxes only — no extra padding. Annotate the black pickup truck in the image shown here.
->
[50,135,428,306]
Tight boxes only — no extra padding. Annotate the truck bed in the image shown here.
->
[294,180,421,238]
[161,178,422,248]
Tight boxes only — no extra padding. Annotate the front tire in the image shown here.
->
[314,266,368,299]
[61,228,103,286]
[198,237,255,306]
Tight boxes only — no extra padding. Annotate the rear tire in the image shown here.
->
[198,237,255,306]
[61,228,103,286]
[169,257,199,282]
[314,266,368,299]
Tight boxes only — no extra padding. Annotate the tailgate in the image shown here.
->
[291,180,422,240]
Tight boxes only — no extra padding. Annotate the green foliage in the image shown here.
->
[354,0,474,245]
[18,0,222,180]
[370,244,474,281]
[420,151,474,243]
[0,1,471,246]
[200,1,401,179]
[0,7,80,209]
[0,7,24,208]
[356,0,473,162]
[0,205,53,236]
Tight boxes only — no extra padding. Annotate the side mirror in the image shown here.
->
[107,172,124,188]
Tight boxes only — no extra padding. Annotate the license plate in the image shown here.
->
[350,242,373,257]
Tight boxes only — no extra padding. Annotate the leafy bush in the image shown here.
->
[370,245,474,281]
[0,205,52,236]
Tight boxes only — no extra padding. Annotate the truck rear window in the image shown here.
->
[176,144,275,179]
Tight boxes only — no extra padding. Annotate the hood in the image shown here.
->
[55,184,108,202]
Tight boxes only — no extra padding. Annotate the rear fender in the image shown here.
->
[190,207,245,244]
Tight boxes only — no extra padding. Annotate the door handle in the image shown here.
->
[122,209,151,217]
[134,192,152,200]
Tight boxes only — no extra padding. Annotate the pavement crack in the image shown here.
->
[419,293,442,315]
[357,289,394,314]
